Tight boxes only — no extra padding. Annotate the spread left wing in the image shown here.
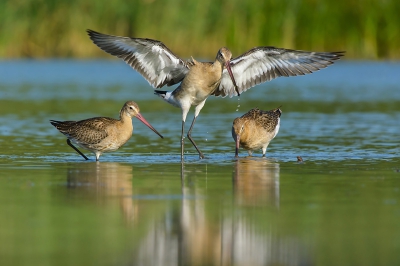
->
[87,29,190,88]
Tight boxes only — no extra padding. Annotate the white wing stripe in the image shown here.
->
[215,47,343,97]
[87,30,189,88]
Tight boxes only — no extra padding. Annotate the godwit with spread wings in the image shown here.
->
[232,107,282,157]
[50,101,163,161]
[87,29,343,161]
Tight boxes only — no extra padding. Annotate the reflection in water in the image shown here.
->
[66,162,136,224]
[132,161,312,266]
[226,159,311,265]
[233,158,280,208]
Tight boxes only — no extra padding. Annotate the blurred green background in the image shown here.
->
[1,0,399,59]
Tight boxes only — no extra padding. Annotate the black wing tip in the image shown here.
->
[331,51,346,59]
[309,50,345,61]
[86,29,100,42]
[86,29,111,40]
[50,120,65,129]
[86,29,103,34]
[86,29,97,36]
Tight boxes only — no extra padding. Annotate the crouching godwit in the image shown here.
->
[87,29,343,161]
[232,107,282,157]
[50,101,163,161]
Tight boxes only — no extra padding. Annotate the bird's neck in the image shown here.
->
[213,59,225,71]
[119,111,131,123]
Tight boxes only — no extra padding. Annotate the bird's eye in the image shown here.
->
[129,106,133,110]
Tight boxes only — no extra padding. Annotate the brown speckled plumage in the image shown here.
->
[232,107,281,157]
[50,101,163,161]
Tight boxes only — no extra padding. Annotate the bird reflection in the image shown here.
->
[133,162,313,266]
[179,163,221,265]
[233,158,280,208]
[66,162,137,224]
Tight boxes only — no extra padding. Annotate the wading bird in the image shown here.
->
[87,29,343,161]
[50,101,163,161]
[232,107,281,157]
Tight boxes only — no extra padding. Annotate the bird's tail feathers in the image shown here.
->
[154,90,180,108]
[154,90,168,95]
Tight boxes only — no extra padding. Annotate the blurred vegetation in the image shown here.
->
[0,0,399,59]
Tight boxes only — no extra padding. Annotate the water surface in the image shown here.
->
[0,60,399,266]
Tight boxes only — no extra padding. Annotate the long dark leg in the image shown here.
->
[181,120,185,162]
[67,139,89,160]
[187,116,205,159]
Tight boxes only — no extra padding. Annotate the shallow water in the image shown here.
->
[1,60,400,265]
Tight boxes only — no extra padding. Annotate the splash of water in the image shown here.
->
[236,97,241,112]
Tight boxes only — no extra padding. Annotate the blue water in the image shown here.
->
[1,60,400,266]
[1,60,399,162]
[1,60,400,102]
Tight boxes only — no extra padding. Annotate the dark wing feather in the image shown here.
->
[50,118,113,145]
[257,108,281,132]
[87,29,190,88]
[241,108,281,132]
[213,47,344,97]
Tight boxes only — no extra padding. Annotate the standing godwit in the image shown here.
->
[87,29,343,161]
[232,107,282,157]
[50,101,163,161]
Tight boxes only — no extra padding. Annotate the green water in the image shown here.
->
[1,158,400,265]
[1,61,400,265]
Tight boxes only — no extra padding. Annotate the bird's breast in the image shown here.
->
[179,64,222,105]
[111,121,133,148]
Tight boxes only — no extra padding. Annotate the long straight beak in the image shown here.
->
[225,61,240,96]
[135,113,164,139]
[235,135,240,158]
